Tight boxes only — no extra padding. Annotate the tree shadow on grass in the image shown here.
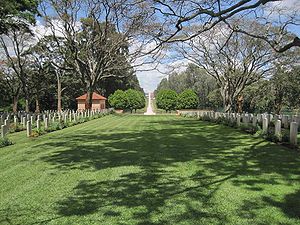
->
[35,118,300,224]
[263,189,300,219]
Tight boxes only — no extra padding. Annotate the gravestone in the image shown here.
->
[263,117,268,133]
[44,118,49,130]
[275,120,282,141]
[37,119,41,130]
[14,116,18,127]
[282,115,289,128]
[290,122,298,145]
[1,125,7,138]
[27,121,32,137]
[252,116,257,127]
[237,114,241,127]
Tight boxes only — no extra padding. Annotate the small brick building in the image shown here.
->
[76,92,106,111]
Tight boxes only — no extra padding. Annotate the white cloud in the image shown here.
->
[136,58,188,93]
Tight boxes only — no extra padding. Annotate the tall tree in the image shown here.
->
[0,28,33,112]
[43,0,151,109]
[0,0,39,34]
[149,0,300,53]
[179,28,275,112]
[0,63,22,112]
[29,35,73,112]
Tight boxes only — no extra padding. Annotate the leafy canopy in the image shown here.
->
[156,89,178,112]
[0,0,39,34]
[177,89,199,109]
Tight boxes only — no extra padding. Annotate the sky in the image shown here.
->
[136,0,300,93]
[33,0,300,94]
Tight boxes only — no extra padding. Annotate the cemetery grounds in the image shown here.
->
[0,114,300,224]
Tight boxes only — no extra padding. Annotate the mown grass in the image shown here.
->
[0,114,299,225]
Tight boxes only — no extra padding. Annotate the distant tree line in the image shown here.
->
[155,64,219,111]
[155,63,300,114]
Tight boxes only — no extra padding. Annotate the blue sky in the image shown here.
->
[35,0,300,94]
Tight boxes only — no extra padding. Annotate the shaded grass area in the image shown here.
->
[0,114,300,225]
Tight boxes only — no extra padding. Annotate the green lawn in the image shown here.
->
[0,115,300,225]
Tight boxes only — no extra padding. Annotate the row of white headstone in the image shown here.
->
[0,109,112,138]
[178,110,299,146]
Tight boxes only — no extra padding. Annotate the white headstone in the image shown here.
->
[37,119,41,130]
[27,121,32,137]
[290,122,298,145]
[237,114,241,127]
[275,120,282,141]
[263,117,268,133]
[44,118,49,130]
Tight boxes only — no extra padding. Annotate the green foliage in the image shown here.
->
[156,89,178,112]
[125,89,145,113]
[0,0,39,34]
[13,124,26,132]
[1,115,300,224]
[177,89,199,109]
[0,137,13,148]
[155,64,218,109]
[242,65,300,113]
[207,89,223,110]
[108,89,145,112]
[108,90,127,110]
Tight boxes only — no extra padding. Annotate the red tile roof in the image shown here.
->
[76,92,107,100]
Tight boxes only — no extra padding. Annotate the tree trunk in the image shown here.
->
[57,77,62,112]
[220,87,233,113]
[86,85,94,110]
[25,98,29,113]
[35,97,40,113]
[12,96,18,113]
[237,95,243,113]
[274,103,282,115]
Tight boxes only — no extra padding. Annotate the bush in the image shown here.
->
[108,90,127,110]
[30,128,47,137]
[0,137,13,148]
[156,89,178,112]
[177,89,199,109]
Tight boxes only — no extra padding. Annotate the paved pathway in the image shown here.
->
[144,93,156,115]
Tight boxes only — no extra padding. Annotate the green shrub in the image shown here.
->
[30,128,47,137]
[177,89,199,109]
[0,137,13,148]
